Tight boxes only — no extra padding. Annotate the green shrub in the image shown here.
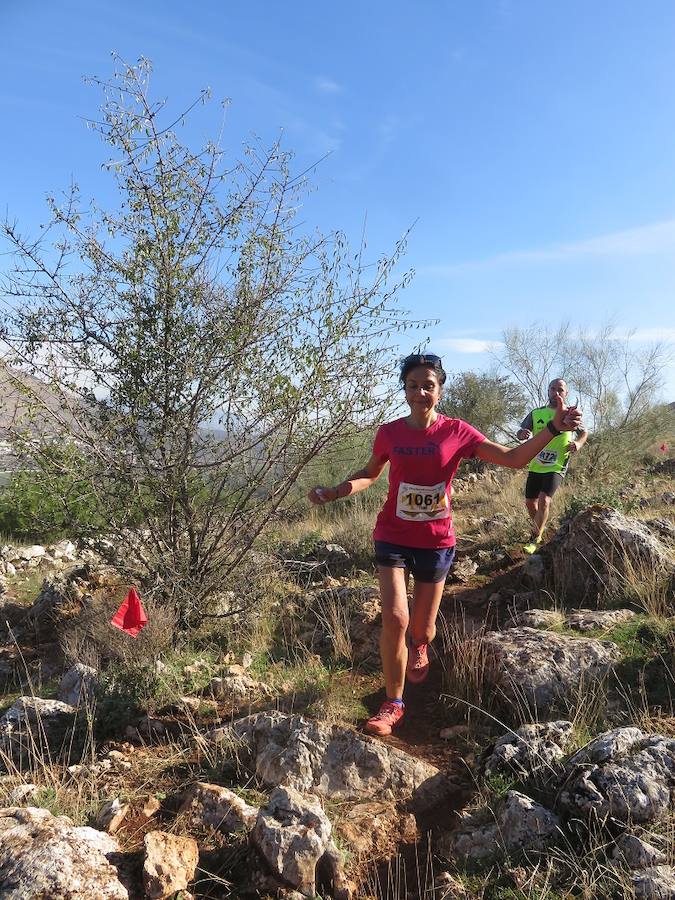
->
[0,469,104,540]
[94,664,160,741]
[562,486,638,521]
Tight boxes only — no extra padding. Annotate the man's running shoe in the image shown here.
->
[364,701,404,735]
[523,539,541,555]
[406,642,430,684]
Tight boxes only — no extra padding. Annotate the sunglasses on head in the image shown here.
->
[403,353,442,367]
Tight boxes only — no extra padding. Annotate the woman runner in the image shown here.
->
[309,353,582,735]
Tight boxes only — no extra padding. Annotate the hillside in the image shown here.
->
[0,459,673,898]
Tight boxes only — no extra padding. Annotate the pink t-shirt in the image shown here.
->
[372,415,486,549]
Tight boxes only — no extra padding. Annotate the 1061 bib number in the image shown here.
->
[396,481,450,521]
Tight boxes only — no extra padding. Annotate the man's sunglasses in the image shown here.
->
[403,353,442,367]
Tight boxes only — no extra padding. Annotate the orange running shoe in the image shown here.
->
[406,642,430,684]
[364,701,404,735]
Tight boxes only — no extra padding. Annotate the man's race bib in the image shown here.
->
[536,449,559,467]
[396,481,450,521]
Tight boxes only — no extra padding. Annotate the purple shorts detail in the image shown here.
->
[374,541,456,583]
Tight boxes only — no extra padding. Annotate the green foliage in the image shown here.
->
[576,402,675,478]
[561,486,637,521]
[0,452,105,541]
[94,664,160,741]
[1,56,418,627]
[439,370,526,443]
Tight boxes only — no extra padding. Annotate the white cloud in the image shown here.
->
[435,337,504,354]
[621,327,675,343]
[422,219,675,276]
[315,77,342,94]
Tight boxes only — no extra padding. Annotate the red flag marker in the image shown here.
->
[660,443,668,453]
[111,586,148,637]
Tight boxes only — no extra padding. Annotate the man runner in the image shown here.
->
[517,378,587,554]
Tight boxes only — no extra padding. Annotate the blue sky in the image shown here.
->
[1,1,674,397]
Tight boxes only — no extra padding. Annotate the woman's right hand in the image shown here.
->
[309,486,338,505]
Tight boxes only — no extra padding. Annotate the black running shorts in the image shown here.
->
[525,471,564,499]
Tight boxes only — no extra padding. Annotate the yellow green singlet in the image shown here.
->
[527,406,572,475]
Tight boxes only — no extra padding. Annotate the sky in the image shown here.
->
[1,1,674,399]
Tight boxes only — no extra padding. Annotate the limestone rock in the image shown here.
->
[523,553,546,585]
[207,711,450,814]
[252,786,344,897]
[0,697,77,762]
[434,871,469,899]
[58,663,97,706]
[482,627,620,714]
[143,830,198,899]
[336,800,417,856]
[17,545,47,562]
[315,542,351,568]
[610,833,668,868]
[450,556,479,583]
[95,798,130,834]
[142,796,162,818]
[178,782,258,832]
[440,790,560,863]
[505,608,564,629]
[52,539,78,561]
[482,720,574,780]
[208,673,270,701]
[295,585,381,667]
[21,573,81,637]
[545,506,675,604]
[0,806,128,898]
[560,728,675,824]
[633,866,675,899]
[565,608,636,632]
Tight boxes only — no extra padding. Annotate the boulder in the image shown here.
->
[482,627,620,714]
[206,711,451,814]
[633,866,675,899]
[315,542,351,569]
[610,833,668,868]
[560,728,675,824]
[481,720,574,780]
[17,545,47,562]
[58,664,98,707]
[301,585,382,666]
[178,782,258,832]
[252,786,347,898]
[51,539,78,561]
[143,831,198,899]
[0,806,128,898]
[440,791,560,863]
[523,553,546,586]
[0,697,77,763]
[545,506,674,604]
[565,608,636,632]
[20,574,81,637]
[7,783,39,805]
[505,609,564,629]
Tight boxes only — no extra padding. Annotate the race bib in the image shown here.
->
[396,481,450,521]
[536,449,559,467]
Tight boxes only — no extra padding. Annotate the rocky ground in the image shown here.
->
[0,468,674,899]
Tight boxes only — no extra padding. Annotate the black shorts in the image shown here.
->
[374,541,456,583]
[525,471,564,499]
